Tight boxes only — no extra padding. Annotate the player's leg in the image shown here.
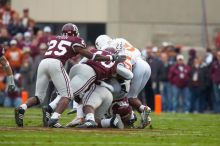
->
[15,60,50,127]
[128,59,151,112]
[96,87,124,129]
[76,85,101,128]
[49,64,96,127]
[47,61,72,127]
[127,59,152,128]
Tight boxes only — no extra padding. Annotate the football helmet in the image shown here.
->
[62,23,79,37]
[95,35,112,50]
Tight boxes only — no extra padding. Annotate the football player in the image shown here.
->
[66,77,133,129]
[47,46,132,127]
[0,45,16,93]
[96,35,152,128]
[15,23,126,127]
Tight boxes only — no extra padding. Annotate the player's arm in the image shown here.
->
[78,57,88,64]
[75,46,126,62]
[0,56,16,92]
[116,63,133,80]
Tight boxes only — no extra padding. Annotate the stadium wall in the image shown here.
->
[12,0,220,48]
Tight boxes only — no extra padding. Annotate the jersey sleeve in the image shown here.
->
[72,37,86,49]
[116,63,133,80]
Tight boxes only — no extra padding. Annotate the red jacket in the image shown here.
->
[168,64,191,88]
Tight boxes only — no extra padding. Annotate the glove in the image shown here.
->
[112,54,127,62]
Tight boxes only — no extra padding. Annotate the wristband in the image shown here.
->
[91,54,97,60]
[109,55,113,61]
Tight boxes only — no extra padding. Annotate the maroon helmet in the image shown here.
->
[61,23,79,37]
[104,47,117,54]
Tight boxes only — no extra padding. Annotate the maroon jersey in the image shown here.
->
[44,35,86,64]
[85,49,118,80]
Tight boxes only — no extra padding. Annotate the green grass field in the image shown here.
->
[0,107,219,146]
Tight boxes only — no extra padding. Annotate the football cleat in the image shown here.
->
[48,119,64,128]
[140,106,151,129]
[76,120,97,128]
[66,117,84,127]
[15,107,25,127]
[42,106,53,127]
[110,114,124,129]
[127,113,137,128]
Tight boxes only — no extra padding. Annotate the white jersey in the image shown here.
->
[110,38,151,99]
[112,38,141,61]
[105,38,141,71]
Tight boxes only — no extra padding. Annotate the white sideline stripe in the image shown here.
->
[0,141,150,146]
[1,132,205,138]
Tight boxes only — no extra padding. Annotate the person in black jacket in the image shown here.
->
[189,57,211,113]
[159,52,172,111]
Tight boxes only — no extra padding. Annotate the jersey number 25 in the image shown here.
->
[45,40,71,56]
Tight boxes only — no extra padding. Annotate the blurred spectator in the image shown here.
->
[15,33,23,48]
[32,43,47,81]
[203,48,214,67]
[189,57,212,113]
[20,47,33,94]
[169,54,191,113]
[5,40,23,72]
[147,46,163,94]
[159,52,172,111]
[7,12,26,36]
[3,73,22,107]
[214,32,220,50]
[167,45,177,65]
[38,26,51,45]
[189,57,202,113]
[187,48,197,67]
[1,1,15,26]
[210,50,220,113]
[20,31,32,50]
[30,30,43,58]
[20,8,34,29]
[0,27,10,44]
[31,43,47,96]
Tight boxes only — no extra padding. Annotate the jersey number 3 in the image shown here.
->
[45,40,71,56]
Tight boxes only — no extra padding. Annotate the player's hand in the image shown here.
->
[112,54,127,62]
[7,84,16,93]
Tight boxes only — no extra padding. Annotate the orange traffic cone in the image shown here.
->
[154,94,162,115]
[21,90,28,103]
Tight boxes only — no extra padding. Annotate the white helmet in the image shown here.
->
[95,35,112,50]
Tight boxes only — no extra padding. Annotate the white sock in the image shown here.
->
[76,104,84,118]
[20,104,27,110]
[139,105,146,112]
[49,95,61,110]
[85,113,95,121]
[130,111,135,120]
[51,112,61,119]
[73,101,78,109]
[100,118,111,128]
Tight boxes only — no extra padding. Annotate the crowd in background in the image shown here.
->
[0,1,220,114]
[139,45,220,114]
[0,1,54,107]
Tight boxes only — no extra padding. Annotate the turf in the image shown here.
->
[0,107,219,146]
